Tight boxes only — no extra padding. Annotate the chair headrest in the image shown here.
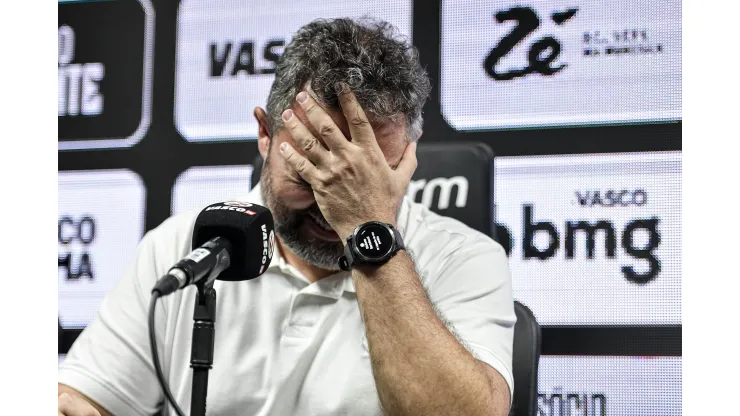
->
[408,142,494,236]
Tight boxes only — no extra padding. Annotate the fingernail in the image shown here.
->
[280,142,288,153]
[296,91,308,104]
[282,109,293,121]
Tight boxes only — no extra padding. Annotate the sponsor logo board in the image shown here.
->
[441,0,681,130]
[58,170,146,328]
[175,0,413,141]
[58,0,154,150]
[496,151,681,325]
[538,355,681,415]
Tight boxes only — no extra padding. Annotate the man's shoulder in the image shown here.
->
[151,209,200,237]
[401,198,506,271]
[139,209,201,264]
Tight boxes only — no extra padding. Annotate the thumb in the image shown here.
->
[395,141,418,183]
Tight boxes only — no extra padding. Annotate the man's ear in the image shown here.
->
[254,107,271,159]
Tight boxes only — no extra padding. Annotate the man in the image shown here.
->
[58,18,515,415]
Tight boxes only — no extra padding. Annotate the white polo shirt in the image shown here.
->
[58,184,516,416]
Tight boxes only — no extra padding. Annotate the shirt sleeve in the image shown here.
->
[58,230,166,416]
[426,234,517,402]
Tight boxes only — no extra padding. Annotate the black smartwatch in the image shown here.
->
[338,221,405,271]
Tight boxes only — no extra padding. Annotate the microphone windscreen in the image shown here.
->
[192,201,275,281]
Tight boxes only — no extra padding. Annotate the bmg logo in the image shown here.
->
[484,6,578,81]
[496,188,663,285]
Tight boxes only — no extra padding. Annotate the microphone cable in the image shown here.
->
[149,286,186,416]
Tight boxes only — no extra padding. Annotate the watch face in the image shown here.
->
[355,223,394,260]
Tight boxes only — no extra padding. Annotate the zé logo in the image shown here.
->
[484,7,578,81]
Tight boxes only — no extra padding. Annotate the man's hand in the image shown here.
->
[58,392,101,416]
[278,84,417,240]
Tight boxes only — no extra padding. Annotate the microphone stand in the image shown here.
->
[190,281,217,416]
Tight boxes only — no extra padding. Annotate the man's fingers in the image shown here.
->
[296,91,350,153]
[282,109,329,166]
[280,142,321,186]
[395,141,418,183]
[336,83,376,148]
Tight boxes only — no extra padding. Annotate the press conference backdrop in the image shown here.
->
[58,0,682,414]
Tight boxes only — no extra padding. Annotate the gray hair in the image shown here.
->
[266,17,432,142]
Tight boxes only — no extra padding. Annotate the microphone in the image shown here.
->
[152,201,275,296]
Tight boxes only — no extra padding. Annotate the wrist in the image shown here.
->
[353,250,409,277]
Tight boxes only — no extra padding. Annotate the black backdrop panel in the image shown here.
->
[58,0,153,149]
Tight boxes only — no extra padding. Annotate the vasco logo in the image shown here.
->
[205,205,254,214]
[258,224,272,274]
[210,39,285,77]
[575,189,647,207]
[484,7,578,81]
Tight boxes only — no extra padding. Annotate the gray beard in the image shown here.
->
[260,161,343,271]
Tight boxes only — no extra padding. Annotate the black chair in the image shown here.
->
[511,301,541,416]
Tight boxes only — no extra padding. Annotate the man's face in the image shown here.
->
[260,99,408,270]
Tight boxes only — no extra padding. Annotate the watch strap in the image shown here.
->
[392,226,405,250]
[339,241,354,271]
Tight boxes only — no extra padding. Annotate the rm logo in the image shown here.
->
[407,177,469,210]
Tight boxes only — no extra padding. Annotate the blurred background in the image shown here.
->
[58,0,681,414]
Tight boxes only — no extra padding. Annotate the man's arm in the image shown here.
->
[58,384,111,416]
[352,252,510,416]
